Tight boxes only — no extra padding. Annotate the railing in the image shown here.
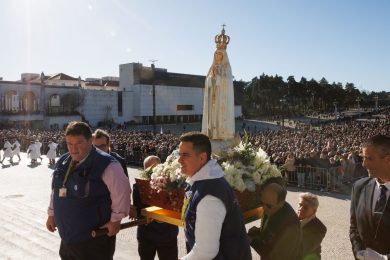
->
[282,164,368,192]
[113,149,170,167]
[97,147,371,193]
[0,110,41,115]
[16,138,369,194]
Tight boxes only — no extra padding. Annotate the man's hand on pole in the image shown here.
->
[101,220,121,236]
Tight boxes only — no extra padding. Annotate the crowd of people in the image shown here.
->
[247,115,389,189]
[2,110,389,193]
[1,114,389,259]
[0,129,179,167]
[108,131,179,165]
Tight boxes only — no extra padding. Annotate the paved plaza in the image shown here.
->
[0,153,354,259]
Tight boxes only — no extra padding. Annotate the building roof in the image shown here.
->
[17,73,79,83]
[46,73,78,81]
[134,65,205,88]
[85,80,119,87]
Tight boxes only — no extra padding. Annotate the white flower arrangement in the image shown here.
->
[149,150,186,192]
[219,137,282,192]
[145,134,282,193]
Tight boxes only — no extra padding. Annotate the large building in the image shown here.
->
[0,63,242,129]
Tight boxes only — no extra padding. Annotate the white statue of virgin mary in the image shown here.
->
[202,28,235,140]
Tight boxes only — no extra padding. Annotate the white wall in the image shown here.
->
[81,89,118,126]
[44,115,82,129]
[119,63,135,91]
[133,84,204,117]
[45,79,79,87]
[121,90,134,123]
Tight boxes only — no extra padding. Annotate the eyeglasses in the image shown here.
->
[95,144,108,149]
[261,201,275,209]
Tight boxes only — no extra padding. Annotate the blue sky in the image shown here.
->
[0,0,389,92]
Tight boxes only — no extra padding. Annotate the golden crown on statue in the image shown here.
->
[215,25,230,50]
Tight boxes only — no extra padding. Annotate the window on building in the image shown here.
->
[177,105,193,111]
[118,92,123,116]
[50,94,61,107]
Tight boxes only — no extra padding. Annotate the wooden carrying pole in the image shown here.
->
[91,218,147,238]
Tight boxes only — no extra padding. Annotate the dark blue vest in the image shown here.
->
[184,177,252,260]
[52,147,115,243]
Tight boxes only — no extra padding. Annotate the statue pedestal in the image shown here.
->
[210,135,241,155]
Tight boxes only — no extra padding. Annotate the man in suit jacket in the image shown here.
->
[297,192,327,260]
[92,129,128,177]
[248,182,303,260]
[350,134,390,259]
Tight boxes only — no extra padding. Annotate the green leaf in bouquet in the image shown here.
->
[165,181,179,192]
[140,165,154,180]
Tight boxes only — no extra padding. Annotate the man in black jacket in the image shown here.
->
[92,129,128,177]
[297,192,327,259]
[248,182,303,260]
[350,134,390,260]
[131,155,178,260]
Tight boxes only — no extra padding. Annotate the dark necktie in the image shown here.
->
[69,160,79,172]
[375,185,388,212]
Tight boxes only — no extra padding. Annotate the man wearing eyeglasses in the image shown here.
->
[350,134,390,260]
[248,182,303,260]
[92,129,128,177]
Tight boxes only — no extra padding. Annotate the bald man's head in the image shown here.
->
[143,155,161,170]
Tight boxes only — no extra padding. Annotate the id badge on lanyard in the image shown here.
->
[59,187,67,197]
[59,160,76,198]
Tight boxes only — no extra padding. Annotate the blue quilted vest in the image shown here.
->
[184,177,252,260]
[52,147,115,243]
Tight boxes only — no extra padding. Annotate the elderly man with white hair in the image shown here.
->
[297,192,327,260]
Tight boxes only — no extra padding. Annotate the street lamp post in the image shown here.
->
[150,60,157,134]
[333,101,338,119]
[374,95,379,110]
[280,98,286,127]
[356,97,361,113]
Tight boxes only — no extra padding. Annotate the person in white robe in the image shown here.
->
[35,140,43,162]
[46,140,58,165]
[27,141,39,165]
[1,140,13,164]
[12,139,21,161]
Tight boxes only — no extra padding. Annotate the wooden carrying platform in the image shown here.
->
[91,206,263,237]
[141,206,263,227]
